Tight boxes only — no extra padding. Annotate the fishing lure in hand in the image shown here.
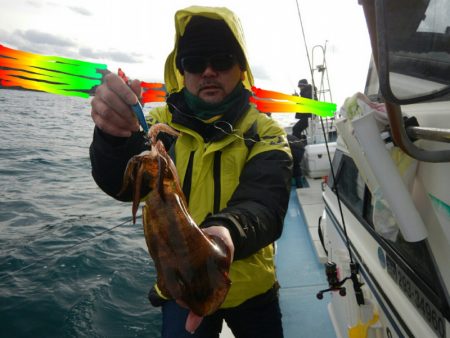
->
[117,68,149,134]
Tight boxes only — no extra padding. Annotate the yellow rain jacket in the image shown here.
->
[90,5,292,310]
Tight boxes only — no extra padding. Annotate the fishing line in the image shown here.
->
[319,118,355,264]
[3,215,123,257]
[166,101,208,123]
[295,0,361,303]
[0,217,134,282]
[295,0,314,82]
[315,106,364,305]
[166,101,301,146]
[212,120,298,146]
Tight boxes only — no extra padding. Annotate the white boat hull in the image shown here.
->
[323,182,449,338]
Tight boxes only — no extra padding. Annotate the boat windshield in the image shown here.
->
[384,0,450,101]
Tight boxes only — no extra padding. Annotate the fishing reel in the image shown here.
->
[316,261,365,305]
[316,262,347,299]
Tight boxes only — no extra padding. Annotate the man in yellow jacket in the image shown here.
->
[90,6,292,338]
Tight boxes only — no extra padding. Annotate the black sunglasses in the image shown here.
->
[181,54,237,74]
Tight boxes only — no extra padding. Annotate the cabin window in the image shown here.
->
[364,57,382,103]
[329,151,364,217]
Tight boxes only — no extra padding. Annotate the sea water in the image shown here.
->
[0,89,161,337]
[0,89,297,338]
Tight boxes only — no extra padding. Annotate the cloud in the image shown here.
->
[251,64,271,80]
[0,29,16,47]
[0,29,78,59]
[1,28,145,65]
[68,6,92,16]
[1,28,148,67]
[0,29,74,54]
[16,30,76,47]
[26,0,43,8]
[79,47,142,63]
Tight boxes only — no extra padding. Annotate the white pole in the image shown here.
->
[352,113,428,242]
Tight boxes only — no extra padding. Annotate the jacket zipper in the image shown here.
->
[213,151,222,214]
[182,151,195,204]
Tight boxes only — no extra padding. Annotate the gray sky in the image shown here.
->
[0,0,372,109]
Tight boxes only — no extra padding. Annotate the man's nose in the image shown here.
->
[201,64,218,76]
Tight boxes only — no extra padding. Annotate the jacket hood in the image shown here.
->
[164,6,255,94]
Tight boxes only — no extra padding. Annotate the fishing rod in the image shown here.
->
[294,0,364,305]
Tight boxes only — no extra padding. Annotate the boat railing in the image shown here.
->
[386,102,450,162]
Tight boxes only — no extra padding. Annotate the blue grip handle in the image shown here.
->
[131,101,149,134]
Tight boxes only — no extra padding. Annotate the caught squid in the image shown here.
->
[119,124,231,316]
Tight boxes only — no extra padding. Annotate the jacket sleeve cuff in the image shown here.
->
[94,126,146,150]
[90,126,148,200]
[200,213,247,260]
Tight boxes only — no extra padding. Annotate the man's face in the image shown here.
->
[184,62,244,104]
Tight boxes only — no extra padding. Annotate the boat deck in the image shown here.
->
[276,180,335,338]
[221,179,336,337]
